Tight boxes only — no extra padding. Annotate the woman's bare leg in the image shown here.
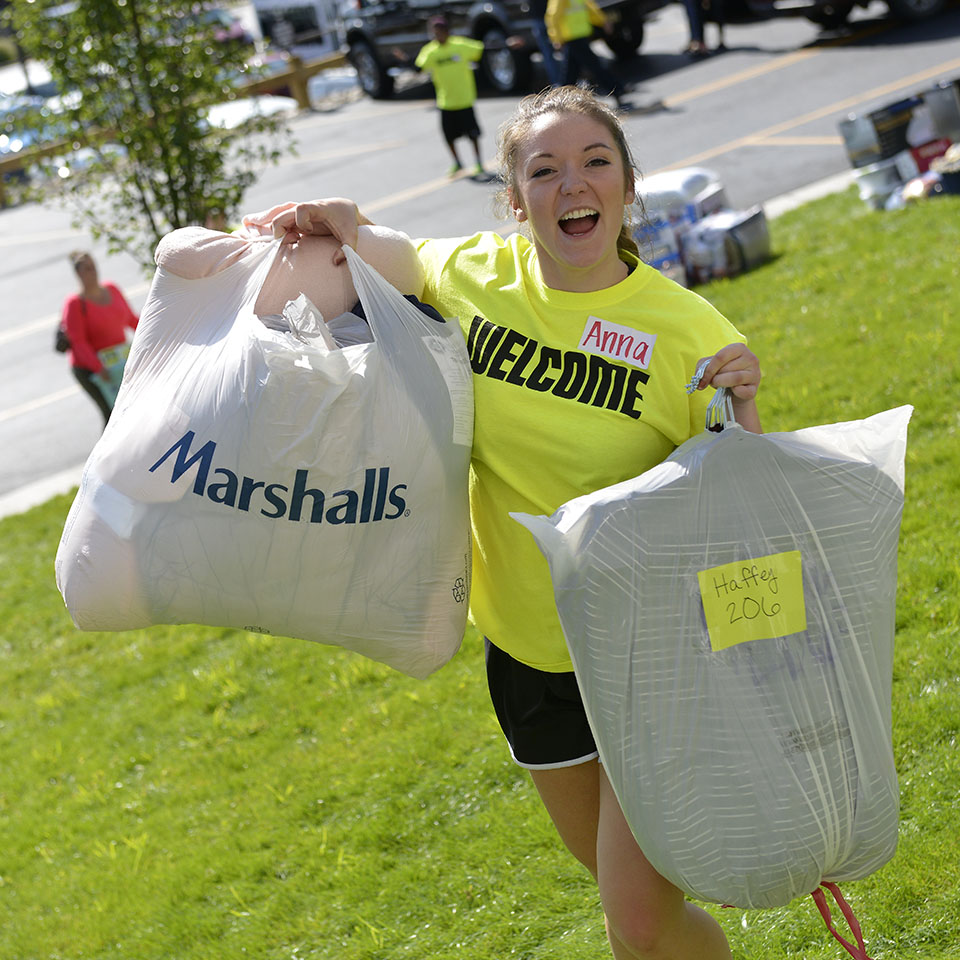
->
[530,761,732,960]
[596,766,733,959]
[530,760,602,877]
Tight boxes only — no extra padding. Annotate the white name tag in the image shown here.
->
[579,317,656,369]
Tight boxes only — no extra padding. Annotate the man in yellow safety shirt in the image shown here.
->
[415,16,486,177]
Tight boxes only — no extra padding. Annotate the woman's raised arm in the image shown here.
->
[250,199,373,265]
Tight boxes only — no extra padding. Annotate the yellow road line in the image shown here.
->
[278,139,408,167]
[363,172,470,216]
[664,50,821,107]
[745,135,845,146]
[319,100,428,126]
[0,315,60,346]
[0,385,79,424]
[653,15,892,109]
[0,229,84,248]
[655,55,960,172]
[1,279,151,347]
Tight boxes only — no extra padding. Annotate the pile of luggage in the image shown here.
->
[631,167,771,287]
[838,76,960,210]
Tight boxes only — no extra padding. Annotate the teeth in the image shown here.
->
[559,208,598,221]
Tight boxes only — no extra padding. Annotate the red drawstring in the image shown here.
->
[810,882,874,960]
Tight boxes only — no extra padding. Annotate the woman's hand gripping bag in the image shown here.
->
[55,241,473,679]
[514,406,911,909]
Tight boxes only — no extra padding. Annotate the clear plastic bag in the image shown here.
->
[514,406,911,908]
[56,241,473,679]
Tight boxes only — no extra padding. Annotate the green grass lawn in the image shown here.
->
[1,189,959,959]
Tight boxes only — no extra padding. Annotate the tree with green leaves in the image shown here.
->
[5,0,292,270]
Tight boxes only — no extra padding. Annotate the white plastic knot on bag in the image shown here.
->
[56,241,474,679]
[513,405,911,910]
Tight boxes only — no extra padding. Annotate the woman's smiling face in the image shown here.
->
[510,111,634,293]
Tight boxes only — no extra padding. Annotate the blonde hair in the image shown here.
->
[494,86,641,259]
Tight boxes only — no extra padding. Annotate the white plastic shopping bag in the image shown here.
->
[514,405,911,911]
[56,241,473,679]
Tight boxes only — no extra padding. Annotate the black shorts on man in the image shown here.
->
[441,106,481,144]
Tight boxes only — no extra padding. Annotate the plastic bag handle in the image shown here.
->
[340,243,432,342]
[685,358,736,432]
[810,882,875,960]
[705,386,736,432]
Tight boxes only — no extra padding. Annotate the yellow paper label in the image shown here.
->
[697,550,807,651]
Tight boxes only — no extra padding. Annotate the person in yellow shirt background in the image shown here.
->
[545,0,629,109]
[415,16,487,177]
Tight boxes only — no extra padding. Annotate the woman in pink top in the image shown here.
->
[61,251,139,426]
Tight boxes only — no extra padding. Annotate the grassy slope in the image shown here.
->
[0,190,958,959]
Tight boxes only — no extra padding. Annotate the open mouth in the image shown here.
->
[558,208,600,236]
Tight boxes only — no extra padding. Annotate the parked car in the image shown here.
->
[0,95,40,186]
[195,6,257,46]
[0,89,111,194]
[339,0,670,100]
[205,94,300,130]
[710,0,946,29]
[0,91,60,177]
[256,4,328,47]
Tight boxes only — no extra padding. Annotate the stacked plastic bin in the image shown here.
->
[838,78,960,209]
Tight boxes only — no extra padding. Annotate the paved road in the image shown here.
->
[2,1,959,515]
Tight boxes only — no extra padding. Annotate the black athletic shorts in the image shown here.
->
[440,106,481,144]
[485,638,598,770]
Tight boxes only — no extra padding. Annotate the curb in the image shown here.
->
[0,170,857,523]
[0,463,85,522]
[764,169,855,219]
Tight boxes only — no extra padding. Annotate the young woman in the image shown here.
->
[60,251,139,427]
[267,86,761,960]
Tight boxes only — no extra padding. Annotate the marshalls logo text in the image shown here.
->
[149,431,408,524]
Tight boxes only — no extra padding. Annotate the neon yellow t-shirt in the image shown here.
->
[545,0,605,44]
[417,232,746,672]
[415,36,484,111]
